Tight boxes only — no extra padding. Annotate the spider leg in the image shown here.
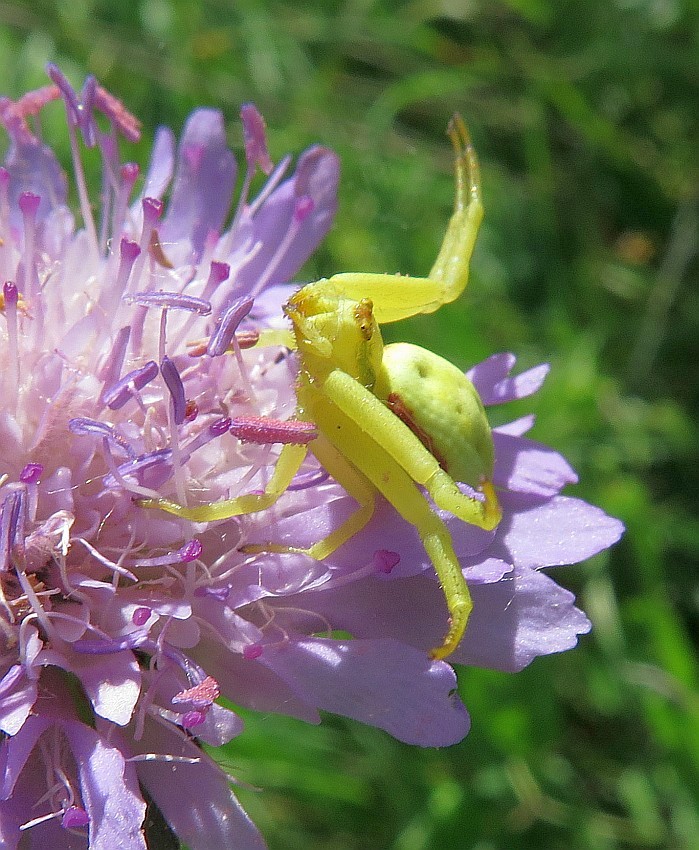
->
[321,369,500,530]
[322,114,482,325]
[241,433,377,559]
[139,442,308,522]
[303,380,473,659]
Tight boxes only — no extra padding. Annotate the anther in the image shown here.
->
[125,291,212,315]
[207,297,254,356]
[19,463,43,484]
[161,356,186,425]
[103,360,158,410]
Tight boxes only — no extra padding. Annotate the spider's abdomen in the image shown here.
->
[376,342,494,488]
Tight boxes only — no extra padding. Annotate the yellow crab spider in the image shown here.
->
[142,115,501,659]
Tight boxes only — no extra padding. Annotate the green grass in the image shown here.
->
[2,1,697,847]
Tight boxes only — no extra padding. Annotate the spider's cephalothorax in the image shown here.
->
[285,284,383,390]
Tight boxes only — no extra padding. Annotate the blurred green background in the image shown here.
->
[1,1,697,848]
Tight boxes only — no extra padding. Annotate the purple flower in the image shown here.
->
[0,68,623,849]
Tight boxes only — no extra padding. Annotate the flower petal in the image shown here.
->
[467,353,549,404]
[260,637,470,746]
[0,716,50,799]
[134,719,266,850]
[160,109,237,257]
[452,564,591,671]
[69,650,141,726]
[0,670,37,736]
[232,145,339,292]
[140,125,175,200]
[3,134,68,227]
[493,431,578,496]
[64,720,147,850]
[495,493,625,569]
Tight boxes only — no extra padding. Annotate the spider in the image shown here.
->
[143,115,501,660]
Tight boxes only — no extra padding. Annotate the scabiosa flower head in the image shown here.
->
[0,68,623,849]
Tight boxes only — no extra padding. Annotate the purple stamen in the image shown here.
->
[229,416,317,445]
[78,75,97,145]
[293,194,315,224]
[287,468,330,492]
[106,448,173,490]
[207,297,254,357]
[372,550,400,574]
[103,360,158,410]
[125,291,212,315]
[68,417,135,457]
[132,606,152,626]
[210,417,232,437]
[181,418,231,457]
[241,103,273,175]
[123,539,200,568]
[161,356,186,425]
[62,806,90,830]
[19,463,43,484]
[46,64,80,127]
[46,65,99,255]
[18,191,40,216]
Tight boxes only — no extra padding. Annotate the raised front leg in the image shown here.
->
[322,114,482,324]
